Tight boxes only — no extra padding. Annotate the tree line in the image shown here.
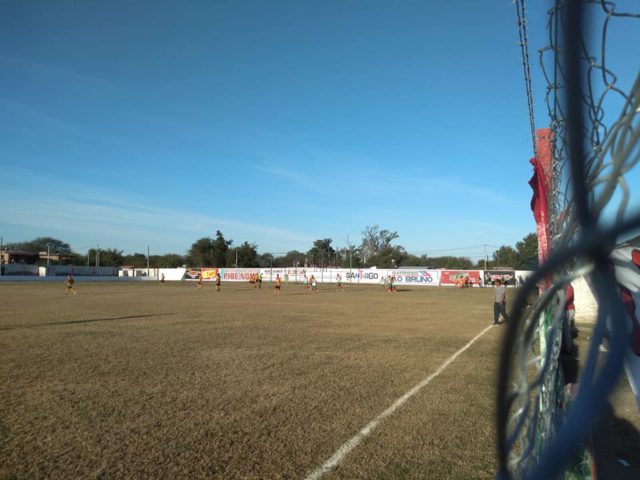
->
[3,227,538,270]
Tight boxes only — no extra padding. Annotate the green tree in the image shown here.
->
[428,256,474,269]
[212,230,232,267]
[357,226,405,267]
[187,237,215,266]
[95,248,125,267]
[228,242,258,267]
[6,237,72,255]
[359,226,399,262]
[122,252,148,267]
[492,246,518,268]
[272,250,305,268]
[187,231,232,267]
[399,254,431,267]
[307,239,336,267]
[256,253,274,268]
[370,244,408,268]
[151,254,185,268]
[335,247,363,268]
[514,233,538,269]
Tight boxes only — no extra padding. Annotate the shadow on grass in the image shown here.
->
[592,403,640,479]
[0,312,176,330]
[560,334,640,478]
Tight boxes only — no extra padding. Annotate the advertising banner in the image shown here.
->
[185,268,219,280]
[440,270,482,286]
[483,270,516,286]
[344,269,387,284]
[221,268,259,281]
[611,242,640,410]
[184,268,201,280]
[201,268,219,280]
[393,270,440,286]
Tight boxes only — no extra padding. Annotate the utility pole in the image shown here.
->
[483,244,487,271]
[0,236,3,276]
[96,244,100,268]
[47,243,51,268]
[235,250,238,268]
[147,245,150,277]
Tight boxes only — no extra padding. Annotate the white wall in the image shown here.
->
[1,264,39,275]
[573,276,598,324]
[46,265,118,276]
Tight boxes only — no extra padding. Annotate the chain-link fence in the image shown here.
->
[497,1,640,478]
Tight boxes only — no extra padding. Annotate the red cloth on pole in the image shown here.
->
[529,128,554,264]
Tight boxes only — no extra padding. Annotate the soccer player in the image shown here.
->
[336,273,343,292]
[493,279,509,325]
[258,272,263,289]
[303,275,309,291]
[284,273,289,285]
[197,273,203,289]
[310,275,318,292]
[65,274,77,295]
[389,275,396,293]
[159,273,165,286]
[274,274,282,296]
[215,272,221,292]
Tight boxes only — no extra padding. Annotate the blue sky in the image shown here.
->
[1,1,637,261]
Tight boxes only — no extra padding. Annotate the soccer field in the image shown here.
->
[0,281,502,479]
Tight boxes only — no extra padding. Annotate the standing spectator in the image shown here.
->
[493,279,509,325]
[562,283,576,353]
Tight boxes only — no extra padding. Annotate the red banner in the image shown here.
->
[530,128,553,265]
[440,270,481,286]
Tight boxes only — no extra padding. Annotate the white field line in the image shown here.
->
[303,323,495,480]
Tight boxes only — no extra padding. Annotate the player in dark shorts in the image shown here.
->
[215,272,221,292]
[65,274,77,295]
[197,273,203,289]
[274,274,282,296]
[336,273,343,292]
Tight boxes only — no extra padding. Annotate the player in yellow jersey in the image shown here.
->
[215,272,221,292]
[65,274,77,295]
[274,274,282,296]
[197,273,203,289]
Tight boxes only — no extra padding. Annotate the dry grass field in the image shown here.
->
[0,280,636,479]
